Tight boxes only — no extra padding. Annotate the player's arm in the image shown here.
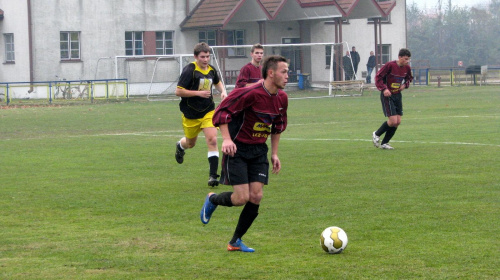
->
[219,124,236,157]
[235,67,250,88]
[270,133,281,174]
[403,67,414,89]
[214,81,227,100]
[175,64,211,98]
[175,87,211,98]
[243,79,264,87]
[375,65,391,96]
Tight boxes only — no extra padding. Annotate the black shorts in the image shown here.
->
[380,91,403,117]
[220,142,269,186]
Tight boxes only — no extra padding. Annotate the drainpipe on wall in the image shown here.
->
[185,0,189,16]
[27,0,34,89]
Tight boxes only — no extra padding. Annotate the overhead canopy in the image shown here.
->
[180,0,396,30]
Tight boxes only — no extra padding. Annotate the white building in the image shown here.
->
[0,0,407,96]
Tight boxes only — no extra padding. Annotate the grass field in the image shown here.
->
[1,86,498,279]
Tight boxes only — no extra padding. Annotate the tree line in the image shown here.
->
[407,0,500,68]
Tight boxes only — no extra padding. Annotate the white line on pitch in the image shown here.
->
[284,138,500,148]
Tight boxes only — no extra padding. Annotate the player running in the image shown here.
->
[200,55,289,252]
[174,42,227,187]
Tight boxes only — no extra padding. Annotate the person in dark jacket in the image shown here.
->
[342,51,354,80]
[350,46,360,79]
[366,51,376,83]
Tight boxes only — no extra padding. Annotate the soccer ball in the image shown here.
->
[320,226,348,254]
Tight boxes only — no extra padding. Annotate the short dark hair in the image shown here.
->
[251,43,264,53]
[261,55,288,79]
[398,48,411,58]
[194,42,211,56]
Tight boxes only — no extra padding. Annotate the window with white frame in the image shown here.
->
[225,30,245,57]
[125,31,144,56]
[325,46,331,68]
[60,31,80,60]
[156,31,174,55]
[199,30,216,46]
[4,33,15,62]
[379,44,392,65]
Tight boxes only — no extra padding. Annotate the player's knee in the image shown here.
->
[185,141,196,149]
[206,136,217,147]
[232,193,250,206]
[249,193,262,204]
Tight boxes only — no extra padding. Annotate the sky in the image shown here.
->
[407,0,490,9]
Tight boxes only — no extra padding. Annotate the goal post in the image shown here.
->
[112,54,192,101]
[109,42,354,101]
[210,42,352,96]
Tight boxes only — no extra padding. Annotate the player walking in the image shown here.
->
[372,48,413,149]
[174,42,227,186]
[200,55,289,252]
[235,43,264,88]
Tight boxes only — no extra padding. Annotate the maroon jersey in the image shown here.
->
[375,60,413,94]
[213,83,288,144]
[235,63,262,88]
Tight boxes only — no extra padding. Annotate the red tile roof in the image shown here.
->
[377,1,397,17]
[180,0,242,29]
[180,0,396,30]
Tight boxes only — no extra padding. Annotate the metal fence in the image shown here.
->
[412,67,500,86]
[0,79,128,105]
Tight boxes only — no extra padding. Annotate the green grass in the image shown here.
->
[1,86,499,279]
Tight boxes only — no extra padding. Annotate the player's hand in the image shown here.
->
[220,91,228,101]
[221,139,237,157]
[383,89,391,97]
[271,155,281,174]
[198,90,212,98]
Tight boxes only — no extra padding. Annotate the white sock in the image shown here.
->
[177,141,185,150]
[207,151,219,158]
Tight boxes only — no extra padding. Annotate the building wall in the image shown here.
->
[32,0,192,82]
[0,0,31,82]
[0,0,193,83]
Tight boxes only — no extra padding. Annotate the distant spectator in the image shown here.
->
[342,51,354,80]
[350,46,360,79]
[366,51,376,83]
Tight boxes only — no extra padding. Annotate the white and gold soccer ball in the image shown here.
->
[320,226,348,254]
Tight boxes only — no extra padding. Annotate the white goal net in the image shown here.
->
[210,42,352,96]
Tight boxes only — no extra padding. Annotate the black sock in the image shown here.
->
[209,192,233,207]
[381,126,398,145]
[208,155,219,177]
[375,121,390,137]
[230,202,260,244]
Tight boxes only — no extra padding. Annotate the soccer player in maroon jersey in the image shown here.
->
[235,43,264,88]
[372,48,413,149]
[200,55,289,252]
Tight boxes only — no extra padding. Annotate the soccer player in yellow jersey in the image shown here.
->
[175,42,227,186]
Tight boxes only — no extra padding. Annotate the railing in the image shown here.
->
[412,68,500,86]
[0,79,128,105]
